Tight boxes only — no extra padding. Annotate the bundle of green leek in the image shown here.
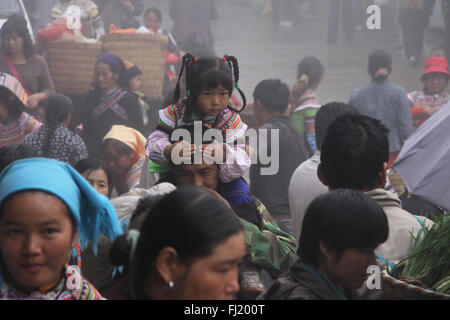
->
[387,213,450,294]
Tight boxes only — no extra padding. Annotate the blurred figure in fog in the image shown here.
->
[94,0,144,33]
[398,0,436,66]
[349,49,413,168]
[288,56,325,154]
[271,0,299,27]
[443,0,450,63]
[169,0,217,56]
[23,0,58,34]
[327,0,354,44]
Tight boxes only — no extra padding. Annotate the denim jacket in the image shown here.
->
[349,81,413,153]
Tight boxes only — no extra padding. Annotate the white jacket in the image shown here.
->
[367,188,434,263]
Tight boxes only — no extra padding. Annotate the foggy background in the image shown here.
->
[145,0,446,121]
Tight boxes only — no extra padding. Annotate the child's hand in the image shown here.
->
[202,141,226,163]
[164,141,194,162]
[27,93,47,109]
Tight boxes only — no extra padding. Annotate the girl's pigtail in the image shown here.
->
[223,55,246,113]
[173,53,195,105]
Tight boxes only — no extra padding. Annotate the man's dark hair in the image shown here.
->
[320,114,389,190]
[298,189,389,266]
[253,79,290,114]
[315,102,358,150]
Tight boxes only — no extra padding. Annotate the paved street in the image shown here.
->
[144,0,446,123]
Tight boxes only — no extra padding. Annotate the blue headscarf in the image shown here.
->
[0,158,123,251]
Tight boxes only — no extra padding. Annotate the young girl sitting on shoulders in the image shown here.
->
[146,54,249,183]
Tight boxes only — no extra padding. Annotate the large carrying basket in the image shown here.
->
[101,33,168,100]
[381,270,450,300]
[46,41,102,95]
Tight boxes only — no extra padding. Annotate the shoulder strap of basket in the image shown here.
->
[1,55,31,95]
[414,215,427,232]
[376,254,399,278]
[92,88,128,120]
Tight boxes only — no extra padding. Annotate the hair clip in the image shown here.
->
[299,74,309,86]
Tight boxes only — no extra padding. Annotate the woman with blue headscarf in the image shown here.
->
[0,158,123,300]
[79,54,143,158]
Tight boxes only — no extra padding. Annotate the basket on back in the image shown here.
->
[46,41,102,95]
[381,270,450,300]
[101,33,168,100]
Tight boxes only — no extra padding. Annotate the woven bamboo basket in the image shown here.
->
[46,41,102,95]
[381,270,450,300]
[101,33,168,99]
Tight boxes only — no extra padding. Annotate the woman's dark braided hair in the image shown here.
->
[173,53,247,117]
[41,93,73,158]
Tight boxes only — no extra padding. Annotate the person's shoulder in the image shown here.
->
[259,271,311,300]
[349,85,368,101]
[291,157,313,176]
[30,54,48,65]
[384,81,407,94]
[62,125,81,139]
[22,127,39,143]
[122,89,139,101]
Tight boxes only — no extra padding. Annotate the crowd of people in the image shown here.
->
[0,1,449,301]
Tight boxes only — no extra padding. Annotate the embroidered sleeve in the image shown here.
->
[222,112,248,143]
[304,108,319,153]
[146,129,172,163]
[158,104,179,131]
[218,143,251,183]
[125,158,144,192]
[290,110,305,135]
